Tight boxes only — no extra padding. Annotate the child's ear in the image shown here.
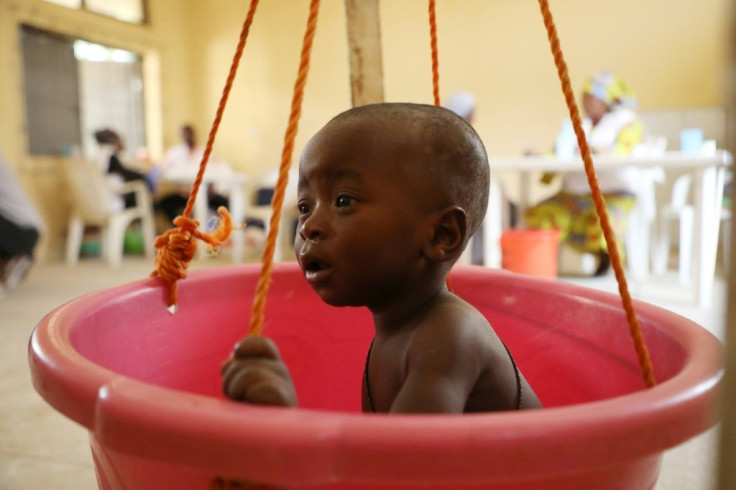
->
[423,206,468,262]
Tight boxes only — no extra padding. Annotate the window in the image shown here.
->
[21,26,147,160]
[43,0,146,24]
[21,27,81,155]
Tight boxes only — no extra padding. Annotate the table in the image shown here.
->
[157,165,249,263]
[484,150,732,308]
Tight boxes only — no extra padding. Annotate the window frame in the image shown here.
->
[43,0,149,25]
[20,25,148,159]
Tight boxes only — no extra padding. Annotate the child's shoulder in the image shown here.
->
[424,291,491,331]
[409,292,497,362]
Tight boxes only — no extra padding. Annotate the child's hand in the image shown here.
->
[221,336,297,407]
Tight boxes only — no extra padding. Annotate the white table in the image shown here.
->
[158,166,249,263]
[484,150,732,308]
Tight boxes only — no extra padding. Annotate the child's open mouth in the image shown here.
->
[305,261,322,273]
[303,259,331,283]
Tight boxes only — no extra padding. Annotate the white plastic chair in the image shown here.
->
[65,159,156,267]
[652,174,693,284]
[244,170,299,261]
[722,207,731,274]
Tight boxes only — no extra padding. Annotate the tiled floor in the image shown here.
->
[0,254,728,489]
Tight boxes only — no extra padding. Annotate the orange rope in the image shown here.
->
[427,0,456,292]
[152,208,233,307]
[248,0,322,337]
[151,0,260,307]
[537,0,656,387]
[428,0,441,106]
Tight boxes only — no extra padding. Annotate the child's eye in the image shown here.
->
[335,195,353,208]
[297,202,310,215]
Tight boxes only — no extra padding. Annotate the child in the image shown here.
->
[221,103,541,413]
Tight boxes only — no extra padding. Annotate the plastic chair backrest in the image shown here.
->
[670,174,692,210]
[64,159,113,223]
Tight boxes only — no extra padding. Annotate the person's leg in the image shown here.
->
[156,194,188,222]
[577,193,635,276]
[0,214,38,294]
[0,214,39,258]
[524,193,575,243]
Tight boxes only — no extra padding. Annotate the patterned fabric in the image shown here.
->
[525,191,635,255]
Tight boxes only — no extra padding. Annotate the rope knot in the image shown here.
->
[152,206,237,308]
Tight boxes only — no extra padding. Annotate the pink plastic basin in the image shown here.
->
[29,263,722,489]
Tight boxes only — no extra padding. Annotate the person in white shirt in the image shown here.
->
[525,71,645,276]
[93,129,150,212]
[155,124,230,222]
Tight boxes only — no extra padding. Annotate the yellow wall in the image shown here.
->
[383,0,731,154]
[184,0,352,175]
[190,0,731,167]
[0,0,731,260]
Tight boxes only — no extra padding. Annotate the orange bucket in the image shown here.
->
[501,229,560,279]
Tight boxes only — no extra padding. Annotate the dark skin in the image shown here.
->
[181,125,196,150]
[581,93,609,126]
[222,112,541,413]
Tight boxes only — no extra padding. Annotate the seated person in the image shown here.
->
[93,128,151,210]
[154,124,230,223]
[221,103,542,413]
[525,71,644,276]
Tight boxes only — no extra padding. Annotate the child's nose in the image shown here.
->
[298,209,326,242]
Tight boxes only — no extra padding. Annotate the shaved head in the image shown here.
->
[324,103,490,237]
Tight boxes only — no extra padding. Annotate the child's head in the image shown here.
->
[295,103,489,307]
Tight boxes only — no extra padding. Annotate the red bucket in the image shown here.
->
[501,229,561,279]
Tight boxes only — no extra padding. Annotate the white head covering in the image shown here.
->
[443,90,476,120]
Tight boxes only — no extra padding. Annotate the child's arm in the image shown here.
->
[221,336,298,407]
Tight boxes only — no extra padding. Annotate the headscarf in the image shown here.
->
[582,71,637,109]
[443,90,476,120]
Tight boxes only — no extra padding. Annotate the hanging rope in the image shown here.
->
[151,0,261,308]
[537,0,656,388]
[248,0,322,337]
[428,0,441,106]
[428,0,458,292]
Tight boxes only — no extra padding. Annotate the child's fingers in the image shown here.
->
[221,360,244,392]
[246,381,296,407]
[222,358,291,393]
[222,364,294,406]
[220,358,234,375]
[233,336,282,361]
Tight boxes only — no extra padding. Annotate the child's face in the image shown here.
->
[294,118,432,309]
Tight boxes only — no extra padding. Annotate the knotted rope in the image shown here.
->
[151,0,260,308]
[537,0,656,387]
